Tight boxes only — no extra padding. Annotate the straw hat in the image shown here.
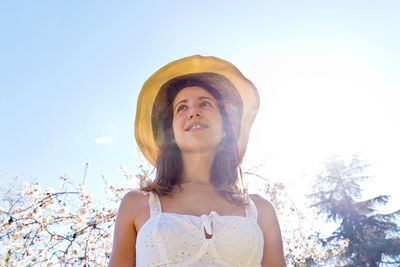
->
[135,55,259,166]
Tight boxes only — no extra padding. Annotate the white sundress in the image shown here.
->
[135,191,264,266]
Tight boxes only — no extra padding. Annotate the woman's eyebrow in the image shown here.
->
[174,99,187,109]
[199,96,215,103]
[174,96,215,109]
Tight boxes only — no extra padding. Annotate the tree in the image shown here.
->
[0,160,341,266]
[308,155,400,266]
[244,164,345,266]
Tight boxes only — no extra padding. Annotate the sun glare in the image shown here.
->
[242,47,400,210]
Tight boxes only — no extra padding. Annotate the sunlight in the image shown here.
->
[242,46,400,209]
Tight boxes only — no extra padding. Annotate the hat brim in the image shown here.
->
[135,55,259,166]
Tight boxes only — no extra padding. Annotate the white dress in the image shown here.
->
[135,191,264,266]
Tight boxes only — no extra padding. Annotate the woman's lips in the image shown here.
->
[185,123,209,131]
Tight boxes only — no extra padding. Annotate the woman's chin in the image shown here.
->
[176,137,222,154]
[179,145,219,155]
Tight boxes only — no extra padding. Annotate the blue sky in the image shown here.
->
[1,1,399,210]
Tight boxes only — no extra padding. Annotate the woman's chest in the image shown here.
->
[159,192,246,217]
[136,213,264,266]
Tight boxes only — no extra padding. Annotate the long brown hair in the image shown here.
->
[140,76,247,206]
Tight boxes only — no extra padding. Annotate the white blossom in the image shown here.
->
[0,163,344,266]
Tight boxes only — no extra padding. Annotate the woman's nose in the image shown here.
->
[188,107,201,119]
[189,113,201,119]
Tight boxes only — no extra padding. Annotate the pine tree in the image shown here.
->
[309,155,400,266]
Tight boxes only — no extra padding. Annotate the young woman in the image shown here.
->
[109,55,286,266]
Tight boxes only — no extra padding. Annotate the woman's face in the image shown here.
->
[172,86,225,154]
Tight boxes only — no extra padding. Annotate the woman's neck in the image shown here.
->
[180,151,215,183]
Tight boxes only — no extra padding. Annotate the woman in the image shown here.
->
[109,55,286,266]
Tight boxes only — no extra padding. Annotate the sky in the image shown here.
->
[1,1,399,212]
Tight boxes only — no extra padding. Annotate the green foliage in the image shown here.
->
[309,155,400,266]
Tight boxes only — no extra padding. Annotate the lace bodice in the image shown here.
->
[135,191,264,266]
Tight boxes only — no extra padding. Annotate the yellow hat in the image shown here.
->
[135,55,259,166]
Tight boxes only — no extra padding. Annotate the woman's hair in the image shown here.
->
[140,77,247,206]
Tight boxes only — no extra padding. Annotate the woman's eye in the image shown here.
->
[176,105,186,112]
[201,101,212,107]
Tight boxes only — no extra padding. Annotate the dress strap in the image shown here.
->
[245,191,258,222]
[148,191,162,217]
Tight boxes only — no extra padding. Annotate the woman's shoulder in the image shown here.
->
[123,188,149,201]
[118,189,149,216]
[248,194,285,265]
[249,193,275,212]
[248,194,278,231]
